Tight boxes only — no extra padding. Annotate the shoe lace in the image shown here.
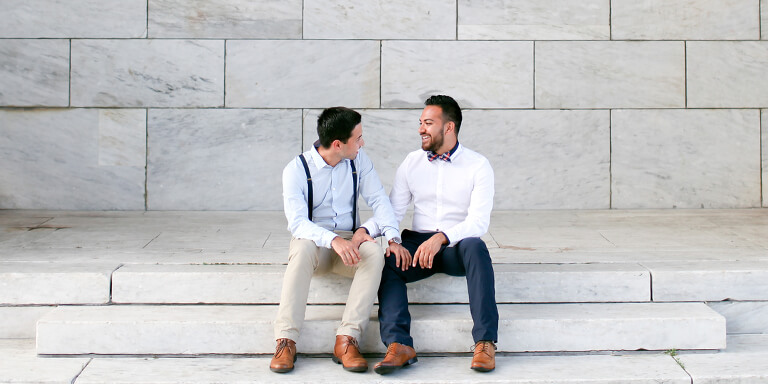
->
[341,336,360,354]
[384,342,399,357]
[275,338,292,357]
[471,341,496,354]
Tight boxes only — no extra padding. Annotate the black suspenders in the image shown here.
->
[298,154,358,229]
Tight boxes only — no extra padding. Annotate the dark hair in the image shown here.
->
[425,95,462,135]
[316,107,361,148]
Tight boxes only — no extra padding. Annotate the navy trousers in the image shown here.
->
[377,229,498,347]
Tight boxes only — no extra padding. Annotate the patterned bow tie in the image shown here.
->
[427,151,451,162]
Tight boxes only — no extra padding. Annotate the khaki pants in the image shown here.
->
[273,231,384,341]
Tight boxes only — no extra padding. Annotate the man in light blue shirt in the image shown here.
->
[271,107,409,374]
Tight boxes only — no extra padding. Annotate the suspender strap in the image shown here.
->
[351,160,358,229]
[298,154,313,221]
[297,153,358,230]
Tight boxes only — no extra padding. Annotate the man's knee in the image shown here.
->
[359,241,385,268]
[458,237,488,252]
[288,238,319,267]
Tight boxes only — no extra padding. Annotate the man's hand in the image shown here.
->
[350,227,375,249]
[331,236,361,266]
[413,232,447,269]
[386,241,412,271]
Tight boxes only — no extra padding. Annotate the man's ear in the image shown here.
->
[445,121,456,135]
[331,139,342,151]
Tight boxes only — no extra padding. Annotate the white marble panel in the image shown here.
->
[304,0,455,39]
[71,39,224,108]
[680,347,768,383]
[0,0,146,38]
[612,0,758,40]
[458,0,609,40]
[648,261,768,301]
[0,340,89,383]
[73,355,690,383]
[0,262,114,304]
[764,111,767,207]
[708,301,768,334]
[536,41,685,109]
[612,109,761,209]
[36,303,724,354]
[98,110,146,167]
[148,0,301,38]
[0,307,55,338]
[147,109,301,210]
[764,0,768,40]
[226,40,379,108]
[462,110,609,209]
[0,39,69,107]
[0,109,146,210]
[688,42,768,108]
[381,41,533,108]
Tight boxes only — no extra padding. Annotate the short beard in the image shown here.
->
[422,128,445,152]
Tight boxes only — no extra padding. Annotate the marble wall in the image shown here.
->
[0,0,765,210]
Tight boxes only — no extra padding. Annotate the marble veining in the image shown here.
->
[148,0,302,38]
[304,0,455,39]
[688,41,768,108]
[226,40,380,108]
[147,109,302,210]
[458,0,609,40]
[612,109,761,209]
[71,39,224,107]
[382,41,533,108]
[0,109,146,210]
[0,0,146,38]
[0,39,69,107]
[612,0,759,40]
[536,41,685,109]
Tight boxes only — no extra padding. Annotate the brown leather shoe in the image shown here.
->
[374,342,417,375]
[332,335,368,372]
[269,338,297,373]
[471,341,496,372]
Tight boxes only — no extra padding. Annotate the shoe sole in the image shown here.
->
[270,367,294,373]
[331,356,368,372]
[471,366,494,372]
[374,357,418,375]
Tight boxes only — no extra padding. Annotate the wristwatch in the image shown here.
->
[388,237,402,245]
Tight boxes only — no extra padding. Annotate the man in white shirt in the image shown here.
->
[271,107,409,373]
[372,95,498,374]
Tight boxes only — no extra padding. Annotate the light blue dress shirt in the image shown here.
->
[282,146,400,248]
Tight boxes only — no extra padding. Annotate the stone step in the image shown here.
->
[36,302,725,355]
[644,260,768,301]
[8,336,768,384]
[111,262,651,304]
[0,262,115,305]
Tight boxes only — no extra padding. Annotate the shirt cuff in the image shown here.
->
[383,228,400,243]
[441,229,457,247]
[321,231,339,249]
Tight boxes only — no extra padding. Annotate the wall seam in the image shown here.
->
[145,108,149,211]
[68,39,72,107]
[609,109,613,209]
[684,41,688,108]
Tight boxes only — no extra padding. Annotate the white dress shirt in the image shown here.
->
[378,143,494,247]
[282,145,400,248]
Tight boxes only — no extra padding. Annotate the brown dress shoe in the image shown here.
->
[471,341,496,372]
[374,342,417,375]
[332,335,368,372]
[269,338,297,373]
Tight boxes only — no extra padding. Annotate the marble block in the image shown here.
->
[111,263,650,304]
[146,109,301,210]
[148,0,301,38]
[0,109,146,210]
[461,110,609,209]
[36,303,724,355]
[73,355,691,383]
[536,41,685,109]
[458,0,609,40]
[381,41,533,108]
[612,109,761,209]
[0,306,55,338]
[679,346,768,384]
[764,111,768,207]
[612,0,759,40]
[764,0,768,40]
[688,42,768,108]
[0,340,89,384]
[708,301,768,334]
[226,40,379,108]
[71,39,224,108]
[647,261,768,301]
[0,0,146,38]
[0,262,114,304]
[304,0,455,39]
[0,40,69,107]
